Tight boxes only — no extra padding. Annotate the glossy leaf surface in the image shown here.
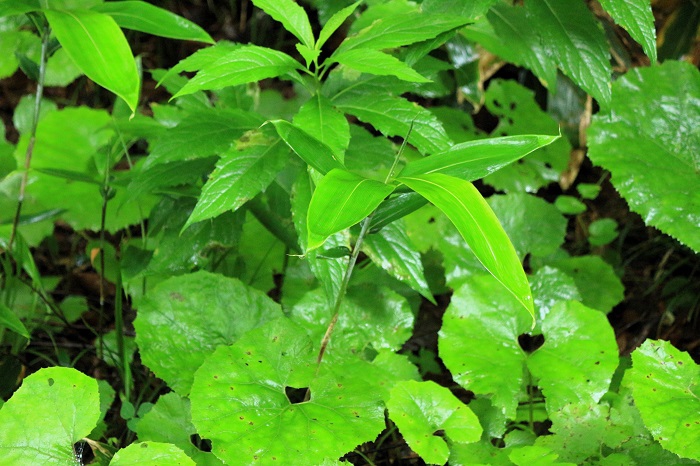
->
[332,48,430,82]
[0,367,100,465]
[588,61,700,252]
[399,173,534,318]
[387,380,482,465]
[110,442,195,466]
[44,10,140,112]
[251,0,314,48]
[134,271,283,395]
[598,0,657,62]
[271,120,345,174]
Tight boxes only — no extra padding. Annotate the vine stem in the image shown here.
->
[8,22,50,251]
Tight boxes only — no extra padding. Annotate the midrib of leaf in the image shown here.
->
[64,11,110,72]
[327,178,378,233]
[539,0,577,52]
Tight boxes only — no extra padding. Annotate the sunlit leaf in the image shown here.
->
[110,441,196,466]
[271,119,345,174]
[332,48,430,83]
[293,94,350,157]
[251,0,314,48]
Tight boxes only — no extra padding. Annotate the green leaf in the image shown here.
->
[525,0,611,108]
[157,41,239,86]
[0,302,30,339]
[588,218,619,246]
[332,48,430,83]
[293,94,350,156]
[598,0,657,63]
[527,301,619,412]
[337,12,470,53]
[363,220,434,303]
[588,61,700,253]
[627,340,700,461]
[173,45,301,98]
[134,271,283,395]
[370,192,428,232]
[422,0,498,20]
[529,266,581,326]
[0,367,100,465]
[307,169,395,251]
[44,9,140,112]
[251,0,314,48]
[400,134,558,180]
[439,274,532,419]
[387,380,482,465]
[555,195,587,215]
[0,0,40,18]
[317,1,362,49]
[110,442,196,466]
[270,120,345,174]
[399,173,534,318]
[184,136,289,228]
[94,1,213,43]
[189,318,386,465]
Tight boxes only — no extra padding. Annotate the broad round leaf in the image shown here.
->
[190,318,385,465]
[627,340,700,461]
[588,61,700,253]
[387,380,482,465]
[110,441,195,466]
[0,367,100,465]
[134,271,283,395]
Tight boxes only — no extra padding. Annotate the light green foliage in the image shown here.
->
[530,266,581,325]
[588,218,619,246]
[588,61,700,252]
[0,367,100,465]
[271,120,345,173]
[134,271,283,395]
[387,380,482,465]
[555,195,587,215]
[109,441,195,466]
[293,94,350,156]
[332,48,431,82]
[627,340,700,461]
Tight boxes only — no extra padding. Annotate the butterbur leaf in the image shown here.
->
[184,136,289,229]
[110,441,195,466]
[251,0,314,48]
[399,134,559,180]
[293,94,350,156]
[598,0,657,63]
[332,49,430,83]
[399,173,534,318]
[173,45,301,98]
[307,169,396,251]
[0,367,100,465]
[627,340,700,461]
[317,1,362,49]
[588,61,700,253]
[271,119,345,174]
[189,319,386,465]
[94,1,214,44]
[387,380,482,465]
[134,271,283,395]
[44,10,140,112]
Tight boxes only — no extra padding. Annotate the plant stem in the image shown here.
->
[8,22,50,251]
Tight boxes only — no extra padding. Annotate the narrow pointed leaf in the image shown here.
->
[173,45,301,98]
[598,0,657,63]
[94,1,213,43]
[44,10,140,112]
[271,119,345,174]
[398,173,533,318]
[332,49,430,83]
[317,1,362,49]
[400,134,558,179]
[0,302,30,339]
[369,192,428,232]
[307,169,396,251]
[251,0,314,48]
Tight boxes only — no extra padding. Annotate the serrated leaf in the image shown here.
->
[399,173,534,318]
[44,10,140,112]
[94,1,214,44]
[134,271,283,395]
[0,367,100,465]
[439,274,532,419]
[527,301,619,412]
[337,12,470,53]
[173,45,301,98]
[525,0,611,108]
[251,0,314,48]
[184,137,289,228]
[307,169,395,251]
[627,340,700,461]
[598,0,657,63]
[110,441,196,466]
[363,221,434,303]
[293,94,350,156]
[332,48,430,83]
[271,119,345,174]
[387,380,482,465]
[588,61,700,253]
[157,41,240,86]
[0,302,30,339]
[189,318,386,465]
[317,1,362,49]
[399,134,558,180]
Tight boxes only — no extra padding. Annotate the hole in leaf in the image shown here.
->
[190,434,212,452]
[518,334,544,353]
[433,429,445,437]
[285,386,309,404]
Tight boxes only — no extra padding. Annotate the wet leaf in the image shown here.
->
[598,0,657,63]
